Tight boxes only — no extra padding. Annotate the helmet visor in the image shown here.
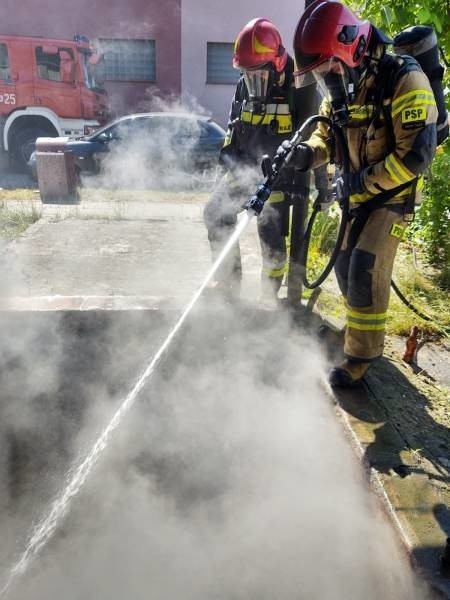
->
[242,67,273,102]
[310,58,352,105]
[294,58,352,92]
[294,57,351,97]
[312,57,349,94]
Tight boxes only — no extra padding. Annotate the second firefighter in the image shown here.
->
[204,18,324,301]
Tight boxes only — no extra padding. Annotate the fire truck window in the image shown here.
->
[0,44,11,80]
[35,47,73,82]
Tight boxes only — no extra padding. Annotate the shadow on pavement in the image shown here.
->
[334,355,449,481]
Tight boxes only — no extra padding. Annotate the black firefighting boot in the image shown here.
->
[328,359,370,388]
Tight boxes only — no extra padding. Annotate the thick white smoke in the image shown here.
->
[81,97,220,194]
[0,308,430,600]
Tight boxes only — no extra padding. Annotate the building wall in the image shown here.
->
[181,1,305,128]
[1,1,305,125]
[1,0,182,115]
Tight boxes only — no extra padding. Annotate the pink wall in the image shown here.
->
[1,0,181,116]
[182,0,305,127]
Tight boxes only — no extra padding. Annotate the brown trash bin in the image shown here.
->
[35,137,79,204]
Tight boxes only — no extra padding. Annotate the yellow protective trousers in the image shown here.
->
[334,204,407,361]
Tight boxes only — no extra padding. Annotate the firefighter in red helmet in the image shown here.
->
[286,0,438,386]
[204,18,328,302]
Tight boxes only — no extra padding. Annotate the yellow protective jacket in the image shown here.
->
[306,51,438,206]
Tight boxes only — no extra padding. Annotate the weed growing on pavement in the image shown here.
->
[0,201,41,240]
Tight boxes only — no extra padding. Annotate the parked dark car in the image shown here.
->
[29,112,226,189]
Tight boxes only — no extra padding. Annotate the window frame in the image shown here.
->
[35,46,74,83]
[206,42,238,85]
[99,38,156,83]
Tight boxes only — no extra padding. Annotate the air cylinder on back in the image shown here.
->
[394,26,449,144]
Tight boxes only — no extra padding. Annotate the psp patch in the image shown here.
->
[389,223,407,240]
[402,106,426,129]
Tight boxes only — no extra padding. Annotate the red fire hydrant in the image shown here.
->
[402,325,419,364]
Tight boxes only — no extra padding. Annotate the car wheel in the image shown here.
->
[188,165,220,192]
[12,127,54,172]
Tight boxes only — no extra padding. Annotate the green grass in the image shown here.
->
[302,209,340,287]
[0,188,39,202]
[389,245,450,337]
[79,187,210,204]
[0,201,41,240]
[304,240,450,339]
[302,207,449,337]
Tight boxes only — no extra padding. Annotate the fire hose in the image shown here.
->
[297,119,350,289]
[244,114,350,290]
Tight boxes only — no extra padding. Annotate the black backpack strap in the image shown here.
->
[376,54,400,94]
[347,205,372,252]
[347,177,417,251]
[350,178,418,223]
[403,178,418,221]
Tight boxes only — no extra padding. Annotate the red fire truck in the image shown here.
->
[0,34,108,169]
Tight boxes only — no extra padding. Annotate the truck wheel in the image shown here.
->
[12,127,54,172]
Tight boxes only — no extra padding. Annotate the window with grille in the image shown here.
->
[100,39,155,82]
[206,42,238,84]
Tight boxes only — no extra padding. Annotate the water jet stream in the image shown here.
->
[0,209,255,598]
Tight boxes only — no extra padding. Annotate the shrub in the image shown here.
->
[410,146,450,289]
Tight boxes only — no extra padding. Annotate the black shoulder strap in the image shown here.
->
[376,54,401,99]
[358,180,415,211]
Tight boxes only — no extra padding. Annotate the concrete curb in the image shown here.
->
[329,380,450,599]
[1,295,178,311]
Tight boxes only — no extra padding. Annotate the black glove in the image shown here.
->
[333,171,366,199]
[275,141,313,171]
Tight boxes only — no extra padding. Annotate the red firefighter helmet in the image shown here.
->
[233,18,287,73]
[293,0,372,75]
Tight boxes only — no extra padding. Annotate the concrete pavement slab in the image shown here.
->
[1,197,263,308]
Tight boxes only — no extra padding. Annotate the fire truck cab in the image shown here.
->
[0,34,108,169]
